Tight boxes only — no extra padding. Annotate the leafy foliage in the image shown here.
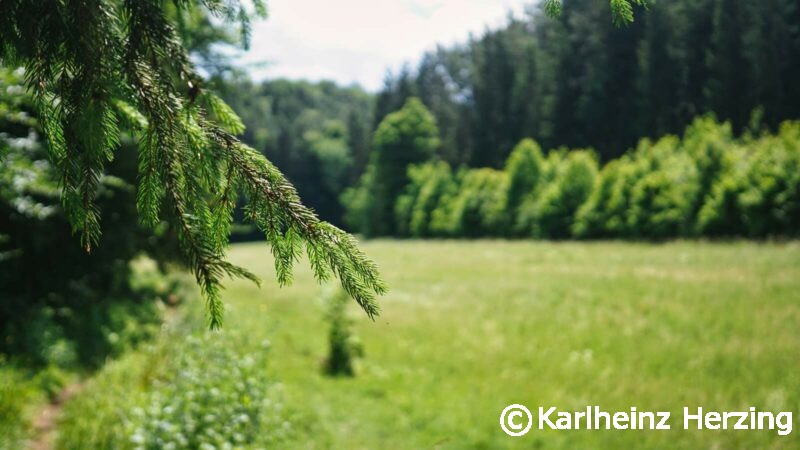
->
[624,137,700,238]
[344,98,440,236]
[707,122,800,237]
[344,114,800,240]
[395,161,457,237]
[0,0,385,328]
[56,329,288,450]
[0,362,41,450]
[503,139,545,236]
[521,150,598,239]
[125,336,287,449]
[432,168,507,237]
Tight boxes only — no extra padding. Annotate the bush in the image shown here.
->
[394,161,456,237]
[0,362,41,450]
[625,136,700,238]
[322,288,364,377]
[738,123,800,236]
[681,116,736,217]
[56,330,287,450]
[341,164,377,236]
[573,158,627,238]
[502,139,544,236]
[698,121,800,237]
[433,168,507,237]
[520,150,598,239]
[127,338,286,449]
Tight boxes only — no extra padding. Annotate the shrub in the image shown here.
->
[625,136,700,238]
[522,150,598,239]
[515,149,566,235]
[695,146,750,236]
[0,362,41,450]
[573,158,626,238]
[395,161,456,237]
[434,168,507,237]
[503,139,544,236]
[737,123,800,236]
[322,288,364,377]
[126,337,286,449]
[56,331,287,450]
[698,121,800,237]
[341,164,377,236]
[681,116,735,213]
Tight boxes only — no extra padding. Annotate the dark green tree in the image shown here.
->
[345,98,440,236]
[0,68,181,365]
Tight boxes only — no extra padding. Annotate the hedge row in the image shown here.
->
[390,117,800,239]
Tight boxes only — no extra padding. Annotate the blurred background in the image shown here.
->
[1,0,799,449]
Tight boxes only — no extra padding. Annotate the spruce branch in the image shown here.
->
[208,127,386,318]
[1,0,385,327]
[543,0,647,25]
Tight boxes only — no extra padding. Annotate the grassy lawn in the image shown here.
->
[59,240,800,449]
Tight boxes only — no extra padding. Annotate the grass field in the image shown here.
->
[55,240,800,449]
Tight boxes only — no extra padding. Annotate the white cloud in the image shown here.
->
[239,0,530,91]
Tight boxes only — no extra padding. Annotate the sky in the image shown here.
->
[239,0,531,91]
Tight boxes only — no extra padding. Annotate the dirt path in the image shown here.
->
[26,382,84,450]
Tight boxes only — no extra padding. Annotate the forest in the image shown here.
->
[216,0,800,235]
[1,0,799,449]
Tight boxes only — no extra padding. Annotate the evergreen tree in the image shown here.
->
[0,0,385,328]
[347,98,440,236]
[372,0,800,167]
[706,0,750,131]
[503,139,544,236]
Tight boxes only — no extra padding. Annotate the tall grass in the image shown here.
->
[55,240,800,449]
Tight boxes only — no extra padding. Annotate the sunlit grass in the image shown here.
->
[218,240,800,449]
[57,240,800,449]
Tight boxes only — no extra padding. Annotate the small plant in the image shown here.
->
[56,331,288,450]
[0,362,39,450]
[33,365,69,401]
[125,334,287,449]
[322,289,364,377]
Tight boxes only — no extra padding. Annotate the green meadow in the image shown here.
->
[55,240,800,449]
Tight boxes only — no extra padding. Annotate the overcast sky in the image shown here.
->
[238,0,531,91]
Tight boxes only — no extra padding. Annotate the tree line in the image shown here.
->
[218,0,800,230]
[344,98,800,239]
[374,0,800,167]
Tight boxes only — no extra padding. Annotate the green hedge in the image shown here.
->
[347,116,800,239]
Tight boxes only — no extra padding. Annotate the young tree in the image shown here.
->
[525,150,598,239]
[0,1,385,328]
[345,98,440,236]
[503,139,545,235]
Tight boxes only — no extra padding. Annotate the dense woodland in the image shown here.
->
[218,0,800,232]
